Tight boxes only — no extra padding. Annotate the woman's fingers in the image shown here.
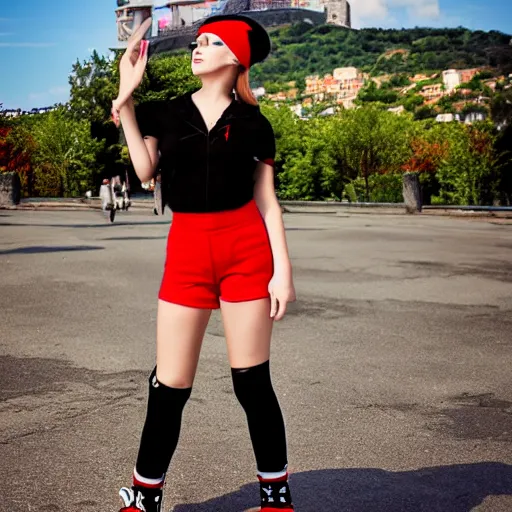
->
[127,17,153,50]
[114,40,148,115]
[270,292,278,319]
[274,299,287,322]
[134,40,149,78]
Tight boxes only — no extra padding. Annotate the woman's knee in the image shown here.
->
[231,359,275,407]
[156,301,211,388]
[154,366,195,389]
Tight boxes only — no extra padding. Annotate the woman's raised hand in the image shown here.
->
[112,17,152,127]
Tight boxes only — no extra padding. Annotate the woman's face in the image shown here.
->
[190,33,238,76]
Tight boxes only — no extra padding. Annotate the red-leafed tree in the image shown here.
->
[401,138,449,174]
[0,124,36,194]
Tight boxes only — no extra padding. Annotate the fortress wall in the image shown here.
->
[150,8,327,55]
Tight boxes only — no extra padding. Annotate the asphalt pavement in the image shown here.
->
[1,208,511,512]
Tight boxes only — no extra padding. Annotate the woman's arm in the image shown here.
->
[254,162,296,320]
[119,98,159,183]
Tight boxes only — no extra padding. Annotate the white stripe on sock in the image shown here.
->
[257,465,288,480]
[133,467,165,486]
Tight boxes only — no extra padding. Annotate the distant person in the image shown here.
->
[99,178,112,211]
[112,15,296,512]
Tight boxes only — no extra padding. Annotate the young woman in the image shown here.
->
[112,14,296,512]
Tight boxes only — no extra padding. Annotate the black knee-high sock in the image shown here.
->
[135,367,192,481]
[232,360,288,473]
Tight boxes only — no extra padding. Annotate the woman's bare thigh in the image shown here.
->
[220,298,273,369]
[156,299,211,388]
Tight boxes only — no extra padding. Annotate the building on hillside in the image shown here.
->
[419,83,444,103]
[305,75,324,95]
[436,113,461,123]
[441,67,487,92]
[252,86,266,98]
[1,107,56,118]
[324,74,340,94]
[388,105,405,115]
[442,69,461,93]
[460,68,482,83]
[410,74,431,83]
[1,110,22,118]
[333,66,358,81]
[464,111,488,124]
[325,0,350,27]
[482,79,498,91]
[303,67,364,107]
[289,104,303,117]
[458,88,474,97]
[338,95,357,109]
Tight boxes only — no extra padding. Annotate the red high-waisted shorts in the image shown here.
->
[158,199,273,309]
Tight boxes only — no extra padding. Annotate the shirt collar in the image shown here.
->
[176,91,258,133]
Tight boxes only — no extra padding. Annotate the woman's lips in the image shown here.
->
[193,58,203,64]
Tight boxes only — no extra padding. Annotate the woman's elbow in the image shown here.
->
[134,164,155,184]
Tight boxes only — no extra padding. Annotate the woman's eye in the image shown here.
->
[189,42,198,50]
[212,41,224,46]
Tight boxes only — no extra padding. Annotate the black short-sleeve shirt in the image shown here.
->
[135,91,276,213]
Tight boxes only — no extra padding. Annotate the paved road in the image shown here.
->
[1,209,511,512]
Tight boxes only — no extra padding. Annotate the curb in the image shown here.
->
[5,200,512,220]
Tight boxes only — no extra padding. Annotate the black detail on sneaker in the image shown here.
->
[119,485,163,512]
[259,480,293,508]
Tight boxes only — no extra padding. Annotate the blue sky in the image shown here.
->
[1,0,511,110]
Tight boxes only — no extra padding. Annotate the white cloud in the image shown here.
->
[350,0,441,27]
[415,1,440,18]
[0,42,56,48]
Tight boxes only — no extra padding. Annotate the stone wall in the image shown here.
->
[0,173,21,208]
[243,8,327,28]
[150,8,327,55]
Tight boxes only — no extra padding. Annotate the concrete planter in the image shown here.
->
[0,172,21,208]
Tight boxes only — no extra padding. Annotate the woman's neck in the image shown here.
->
[196,70,237,103]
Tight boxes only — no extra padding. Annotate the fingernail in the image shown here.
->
[140,40,148,58]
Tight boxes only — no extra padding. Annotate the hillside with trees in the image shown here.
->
[251,24,512,86]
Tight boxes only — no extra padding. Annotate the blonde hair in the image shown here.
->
[235,68,258,106]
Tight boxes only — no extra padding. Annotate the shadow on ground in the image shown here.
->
[0,245,104,255]
[173,463,512,512]
[0,220,170,228]
[101,236,167,241]
[0,355,145,401]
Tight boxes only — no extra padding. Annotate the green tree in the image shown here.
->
[261,103,339,200]
[491,89,512,127]
[434,123,502,205]
[69,51,119,124]
[332,107,416,200]
[403,94,425,112]
[414,106,437,120]
[30,108,104,197]
[141,53,200,101]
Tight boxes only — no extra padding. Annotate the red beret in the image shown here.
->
[196,14,271,69]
